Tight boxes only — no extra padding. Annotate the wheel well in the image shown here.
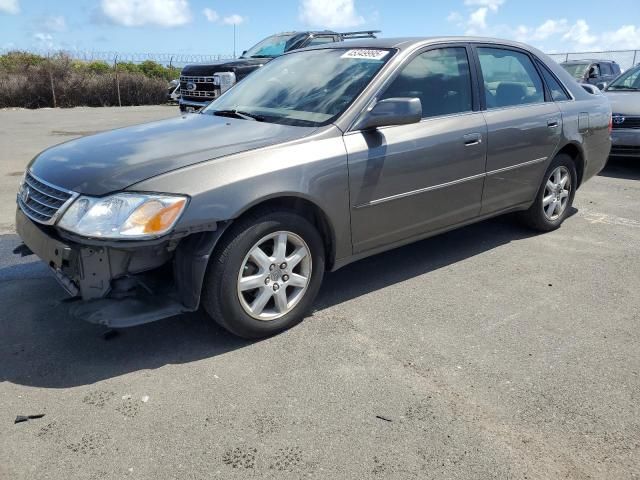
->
[234,196,336,270]
[557,143,585,187]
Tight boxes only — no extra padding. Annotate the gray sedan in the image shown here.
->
[15,37,611,338]
[605,64,640,157]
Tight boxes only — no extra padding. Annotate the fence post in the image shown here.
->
[114,55,122,107]
[47,53,57,108]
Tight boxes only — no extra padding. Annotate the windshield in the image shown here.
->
[607,66,640,91]
[241,34,298,58]
[561,62,590,79]
[203,48,393,127]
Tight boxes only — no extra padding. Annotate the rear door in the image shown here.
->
[345,45,487,253]
[473,45,562,214]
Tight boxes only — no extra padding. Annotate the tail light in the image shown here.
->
[608,114,613,134]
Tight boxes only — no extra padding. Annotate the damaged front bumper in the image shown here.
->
[15,208,222,328]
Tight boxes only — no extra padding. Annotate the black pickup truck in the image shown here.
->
[178,30,379,112]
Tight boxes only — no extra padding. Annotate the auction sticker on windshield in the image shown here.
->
[341,49,389,61]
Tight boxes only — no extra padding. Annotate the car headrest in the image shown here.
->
[496,82,527,107]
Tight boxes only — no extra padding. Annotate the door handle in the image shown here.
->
[547,119,560,128]
[463,133,482,146]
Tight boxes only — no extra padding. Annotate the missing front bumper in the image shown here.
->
[15,207,192,327]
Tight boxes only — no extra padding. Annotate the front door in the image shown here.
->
[474,46,562,214]
[345,46,487,254]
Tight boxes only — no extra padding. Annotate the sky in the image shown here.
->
[0,0,639,57]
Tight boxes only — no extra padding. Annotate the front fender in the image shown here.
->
[130,126,353,266]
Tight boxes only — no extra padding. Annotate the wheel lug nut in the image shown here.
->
[282,275,289,282]
[273,284,280,291]
[269,264,276,271]
[280,263,287,269]
[265,278,271,285]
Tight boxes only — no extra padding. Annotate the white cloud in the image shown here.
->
[0,0,19,14]
[33,32,54,49]
[562,19,597,47]
[100,0,192,27]
[42,15,67,33]
[446,3,639,53]
[464,0,504,12]
[299,0,364,29]
[447,11,463,24]
[531,19,568,40]
[203,7,218,22]
[468,7,488,31]
[600,24,640,50]
[222,14,245,25]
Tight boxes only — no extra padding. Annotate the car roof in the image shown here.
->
[304,36,545,52]
[272,30,339,36]
[562,59,616,64]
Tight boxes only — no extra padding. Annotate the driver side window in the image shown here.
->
[381,47,473,119]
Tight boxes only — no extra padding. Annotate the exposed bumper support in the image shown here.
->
[179,99,212,111]
[15,208,228,328]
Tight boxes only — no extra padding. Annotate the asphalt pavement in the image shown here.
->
[0,106,639,479]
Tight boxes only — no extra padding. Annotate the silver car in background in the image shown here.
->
[604,64,640,157]
[16,37,611,339]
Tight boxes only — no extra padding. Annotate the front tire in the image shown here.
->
[201,209,325,339]
[520,154,577,232]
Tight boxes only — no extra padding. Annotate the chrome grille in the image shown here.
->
[180,89,218,98]
[180,75,219,100]
[180,75,216,84]
[17,171,77,225]
[612,116,640,129]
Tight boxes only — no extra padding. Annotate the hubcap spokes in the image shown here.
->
[237,231,312,321]
[543,166,571,221]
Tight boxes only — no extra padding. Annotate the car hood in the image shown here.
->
[180,58,270,76]
[28,114,317,196]
[605,91,640,115]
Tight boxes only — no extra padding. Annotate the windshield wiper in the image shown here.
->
[250,55,276,59]
[212,109,265,122]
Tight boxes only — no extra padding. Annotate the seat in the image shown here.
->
[496,82,527,107]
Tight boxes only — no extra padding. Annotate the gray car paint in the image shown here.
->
[134,37,610,269]
[606,88,640,153]
[27,114,318,196]
[24,37,612,275]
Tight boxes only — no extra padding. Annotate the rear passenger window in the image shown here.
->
[477,47,545,108]
[307,36,336,46]
[381,47,473,119]
[536,60,570,101]
[600,63,612,75]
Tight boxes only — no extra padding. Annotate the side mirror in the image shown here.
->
[355,97,422,130]
[242,50,248,56]
[596,82,607,90]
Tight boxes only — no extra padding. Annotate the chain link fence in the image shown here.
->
[3,47,639,70]
[0,48,234,68]
[548,50,639,71]
[2,46,639,108]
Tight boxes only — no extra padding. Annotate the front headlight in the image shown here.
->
[57,193,188,239]
[213,72,237,94]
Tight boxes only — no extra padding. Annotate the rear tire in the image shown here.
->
[520,153,577,232]
[201,209,325,339]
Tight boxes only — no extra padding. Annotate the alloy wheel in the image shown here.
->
[237,231,312,321]
[543,166,571,221]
